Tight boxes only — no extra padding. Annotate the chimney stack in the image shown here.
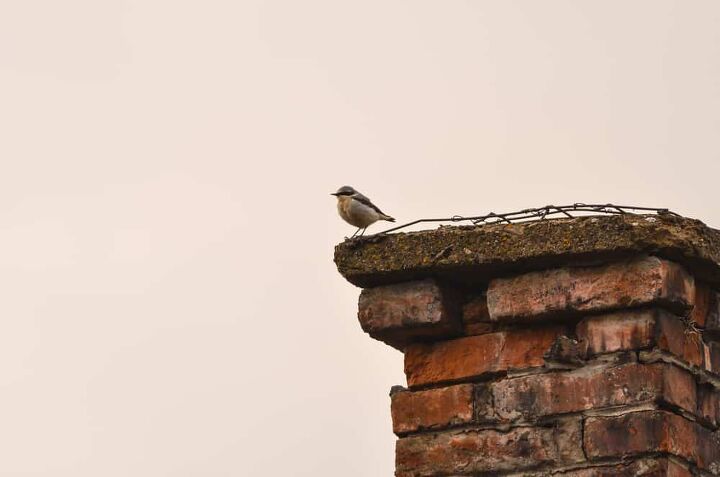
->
[335,214,720,476]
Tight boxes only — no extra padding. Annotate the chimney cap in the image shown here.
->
[334,214,720,288]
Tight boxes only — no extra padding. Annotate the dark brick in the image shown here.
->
[462,322,496,336]
[702,288,720,331]
[584,410,720,471]
[698,383,720,428]
[462,294,489,323]
[540,457,689,476]
[395,418,584,476]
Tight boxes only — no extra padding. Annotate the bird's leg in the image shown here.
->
[359,227,367,236]
[350,228,361,238]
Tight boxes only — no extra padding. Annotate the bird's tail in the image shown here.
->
[382,214,396,222]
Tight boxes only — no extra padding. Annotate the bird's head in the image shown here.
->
[331,186,356,198]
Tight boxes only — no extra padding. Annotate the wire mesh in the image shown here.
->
[378,203,679,235]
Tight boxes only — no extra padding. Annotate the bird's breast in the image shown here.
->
[347,198,379,227]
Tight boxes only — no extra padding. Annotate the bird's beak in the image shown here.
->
[330,192,339,196]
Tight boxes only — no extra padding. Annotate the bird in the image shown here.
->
[331,185,395,238]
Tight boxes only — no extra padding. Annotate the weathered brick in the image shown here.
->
[707,341,720,375]
[577,308,707,369]
[404,327,564,388]
[696,285,720,332]
[584,410,720,471]
[698,384,720,428]
[536,457,688,477]
[577,309,656,356]
[691,284,713,328]
[667,460,694,477]
[395,419,584,476]
[487,257,694,322]
[490,363,695,422]
[358,279,461,349]
[662,364,698,414]
[391,384,474,435]
[656,311,705,368]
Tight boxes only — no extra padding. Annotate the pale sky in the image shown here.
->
[1,1,720,476]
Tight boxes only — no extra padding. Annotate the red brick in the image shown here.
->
[490,363,695,422]
[358,279,460,349]
[577,308,707,368]
[395,419,584,476]
[667,460,694,477]
[404,327,564,388]
[577,309,656,356]
[691,284,713,327]
[656,311,705,368]
[391,384,474,435]
[487,257,694,322]
[662,364,698,413]
[584,410,720,471]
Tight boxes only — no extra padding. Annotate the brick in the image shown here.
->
[691,284,713,328]
[474,382,494,424]
[698,384,720,428]
[490,363,695,422]
[656,311,705,368]
[487,257,694,322]
[357,279,461,349]
[395,419,584,476]
[707,341,720,375]
[577,308,707,369]
[584,410,720,471]
[391,384,474,435]
[539,458,687,477]
[667,460,694,477]
[462,294,489,323]
[577,309,656,356]
[662,364,698,414]
[404,327,564,388]
[697,286,720,331]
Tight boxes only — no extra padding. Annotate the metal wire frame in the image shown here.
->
[378,203,680,235]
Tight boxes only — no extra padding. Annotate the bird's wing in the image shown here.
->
[354,193,389,216]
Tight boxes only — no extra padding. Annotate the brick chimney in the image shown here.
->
[334,214,720,476]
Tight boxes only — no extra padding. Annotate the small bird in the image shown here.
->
[331,185,395,238]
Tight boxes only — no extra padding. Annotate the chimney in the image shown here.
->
[334,214,720,476]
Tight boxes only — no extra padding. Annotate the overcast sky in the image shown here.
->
[1,1,720,476]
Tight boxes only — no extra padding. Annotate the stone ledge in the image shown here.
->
[334,214,720,288]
